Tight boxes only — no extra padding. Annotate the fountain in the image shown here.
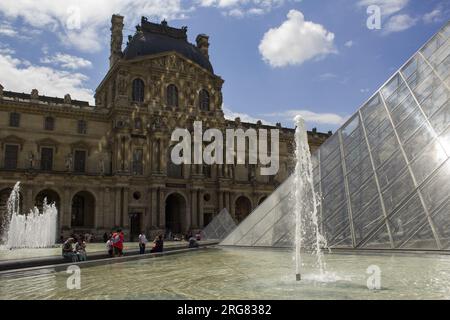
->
[1,182,58,249]
[293,115,327,281]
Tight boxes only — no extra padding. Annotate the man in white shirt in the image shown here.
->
[138,232,148,254]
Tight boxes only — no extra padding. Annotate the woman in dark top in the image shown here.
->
[150,235,163,253]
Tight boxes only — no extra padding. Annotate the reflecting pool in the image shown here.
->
[1,247,450,300]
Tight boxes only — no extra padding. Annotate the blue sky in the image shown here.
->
[0,0,448,132]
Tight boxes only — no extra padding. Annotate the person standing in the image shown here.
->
[113,229,124,257]
[138,231,148,254]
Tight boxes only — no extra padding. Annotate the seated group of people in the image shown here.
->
[137,233,164,254]
[62,236,87,262]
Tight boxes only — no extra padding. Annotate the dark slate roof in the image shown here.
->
[123,18,214,74]
[3,91,91,108]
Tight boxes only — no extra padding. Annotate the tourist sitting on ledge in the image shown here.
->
[62,238,78,262]
[75,237,87,261]
[150,235,164,253]
[188,236,199,248]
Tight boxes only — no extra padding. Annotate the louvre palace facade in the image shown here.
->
[0,15,329,240]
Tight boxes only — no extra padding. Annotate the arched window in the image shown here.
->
[167,84,179,107]
[199,89,210,111]
[134,118,142,130]
[132,79,145,102]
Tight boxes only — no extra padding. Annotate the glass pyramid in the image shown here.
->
[201,208,237,240]
[221,21,450,250]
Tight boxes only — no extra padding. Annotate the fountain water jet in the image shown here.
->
[294,116,327,281]
[1,182,58,249]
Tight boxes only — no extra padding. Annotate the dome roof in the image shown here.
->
[123,19,214,74]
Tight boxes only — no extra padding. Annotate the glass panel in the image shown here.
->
[385,81,409,111]
[381,74,402,100]
[328,222,353,248]
[420,160,450,213]
[353,198,384,245]
[419,82,448,118]
[363,103,389,134]
[321,165,343,196]
[376,151,407,189]
[323,203,350,243]
[396,110,426,144]
[372,134,399,168]
[400,221,438,250]
[421,34,444,60]
[412,74,441,103]
[344,142,368,172]
[387,192,427,247]
[366,118,393,150]
[403,123,435,161]
[341,115,359,139]
[389,94,418,126]
[350,175,378,216]
[430,198,450,249]
[319,134,340,161]
[322,185,346,219]
[434,53,450,80]
[361,223,391,249]
[410,140,447,185]
[382,169,415,214]
[347,156,373,195]
[320,148,341,179]
[429,101,450,136]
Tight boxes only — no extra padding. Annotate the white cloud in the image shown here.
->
[423,8,443,24]
[344,40,354,48]
[318,73,337,81]
[0,0,187,53]
[264,109,348,127]
[223,105,273,125]
[259,10,336,68]
[0,23,17,37]
[0,51,94,103]
[40,53,92,70]
[383,14,417,34]
[360,88,370,93]
[357,0,409,16]
[198,0,294,17]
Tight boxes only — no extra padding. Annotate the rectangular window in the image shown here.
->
[4,145,19,169]
[44,117,55,131]
[40,147,53,171]
[133,149,143,175]
[9,113,20,127]
[77,120,87,134]
[74,150,86,173]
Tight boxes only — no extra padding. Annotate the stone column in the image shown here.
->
[151,187,158,228]
[115,187,121,227]
[198,190,204,228]
[122,187,129,227]
[158,187,165,228]
[218,191,223,212]
[191,189,197,228]
[64,187,71,228]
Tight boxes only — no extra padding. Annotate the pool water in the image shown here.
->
[1,247,450,300]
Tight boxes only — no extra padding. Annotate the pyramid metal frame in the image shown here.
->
[221,21,450,250]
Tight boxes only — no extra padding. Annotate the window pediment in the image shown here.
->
[70,140,91,156]
[1,135,26,150]
[36,138,60,153]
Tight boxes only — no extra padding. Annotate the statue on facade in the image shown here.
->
[28,151,35,169]
[64,94,72,104]
[65,153,73,171]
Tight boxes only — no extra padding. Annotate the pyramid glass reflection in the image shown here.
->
[222,21,450,250]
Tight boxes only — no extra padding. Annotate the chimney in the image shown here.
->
[0,83,3,98]
[196,34,209,60]
[110,14,124,68]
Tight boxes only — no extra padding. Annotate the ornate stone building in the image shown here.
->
[0,16,329,240]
